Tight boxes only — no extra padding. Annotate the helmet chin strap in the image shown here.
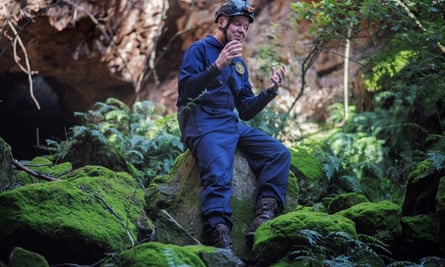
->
[218,17,233,46]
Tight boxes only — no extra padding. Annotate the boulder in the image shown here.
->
[0,165,149,265]
[289,147,326,205]
[336,200,402,247]
[436,176,445,254]
[327,192,369,214]
[252,210,357,262]
[402,159,441,216]
[8,247,49,267]
[146,149,298,259]
[0,137,15,192]
[394,215,441,261]
[104,241,242,267]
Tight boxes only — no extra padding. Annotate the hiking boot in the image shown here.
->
[246,197,279,248]
[208,223,233,249]
[208,223,246,266]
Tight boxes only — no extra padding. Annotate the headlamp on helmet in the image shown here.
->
[215,0,255,23]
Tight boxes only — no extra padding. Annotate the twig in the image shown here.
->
[93,192,135,246]
[12,160,59,181]
[7,20,41,110]
[275,40,326,137]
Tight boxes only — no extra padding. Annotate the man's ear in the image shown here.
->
[217,16,228,29]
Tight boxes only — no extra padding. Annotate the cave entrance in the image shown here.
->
[0,72,74,159]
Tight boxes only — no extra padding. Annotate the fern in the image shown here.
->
[281,230,387,266]
[47,98,184,183]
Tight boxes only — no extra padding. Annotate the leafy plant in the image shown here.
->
[277,230,388,267]
[48,98,184,183]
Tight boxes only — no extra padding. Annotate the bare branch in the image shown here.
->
[12,160,59,181]
[7,20,41,110]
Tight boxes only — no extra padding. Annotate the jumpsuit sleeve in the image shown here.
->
[236,66,277,121]
[178,42,221,104]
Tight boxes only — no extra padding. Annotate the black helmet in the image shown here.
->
[215,0,255,23]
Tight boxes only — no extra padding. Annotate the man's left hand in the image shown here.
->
[269,65,286,92]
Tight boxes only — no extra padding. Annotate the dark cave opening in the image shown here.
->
[0,72,75,160]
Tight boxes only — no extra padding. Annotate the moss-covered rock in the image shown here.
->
[289,147,326,205]
[103,241,244,267]
[336,200,401,246]
[436,176,445,255]
[0,137,15,192]
[15,156,72,185]
[252,210,357,261]
[402,159,440,216]
[113,242,207,267]
[393,215,441,261]
[59,130,128,171]
[8,247,49,267]
[0,165,148,265]
[327,192,369,214]
[146,149,299,260]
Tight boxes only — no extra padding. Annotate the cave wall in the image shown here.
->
[0,0,380,158]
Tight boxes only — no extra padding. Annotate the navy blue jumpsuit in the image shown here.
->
[177,35,290,230]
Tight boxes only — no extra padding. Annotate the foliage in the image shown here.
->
[49,98,184,183]
[311,104,393,201]
[277,230,388,267]
[290,0,445,205]
[291,0,392,41]
[244,105,290,138]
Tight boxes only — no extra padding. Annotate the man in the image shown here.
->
[177,0,290,255]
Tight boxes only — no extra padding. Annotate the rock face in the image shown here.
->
[0,0,166,111]
[0,0,378,158]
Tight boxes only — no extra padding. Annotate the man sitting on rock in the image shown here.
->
[176,0,290,260]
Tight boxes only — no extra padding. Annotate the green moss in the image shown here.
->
[169,150,191,177]
[0,137,14,191]
[0,166,145,251]
[401,215,438,242]
[407,159,435,183]
[287,170,299,201]
[436,176,445,254]
[436,176,445,214]
[327,192,369,214]
[116,242,206,267]
[336,200,401,244]
[288,147,326,205]
[15,157,72,185]
[253,210,357,259]
[230,198,256,257]
[289,147,323,181]
[8,247,49,267]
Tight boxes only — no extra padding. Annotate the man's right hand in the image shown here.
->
[215,40,243,70]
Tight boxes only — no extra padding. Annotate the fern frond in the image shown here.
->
[339,175,362,193]
[323,155,342,180]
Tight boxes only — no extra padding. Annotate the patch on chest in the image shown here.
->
[235,62,245,75]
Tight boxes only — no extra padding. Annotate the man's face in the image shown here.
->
[223,16,250,43]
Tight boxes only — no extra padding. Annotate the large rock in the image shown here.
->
[289,147,325,205]
[336,200,402,247]
[103,241,243,267]
[0,165,149,265]
[437,176,445,255]
[0,137,14,192]
[402,159,441,216]
[252,209,358,263]
[146,150,298,259]
[0,0,166,111]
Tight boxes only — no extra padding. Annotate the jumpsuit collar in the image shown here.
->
[205,35,224,49]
